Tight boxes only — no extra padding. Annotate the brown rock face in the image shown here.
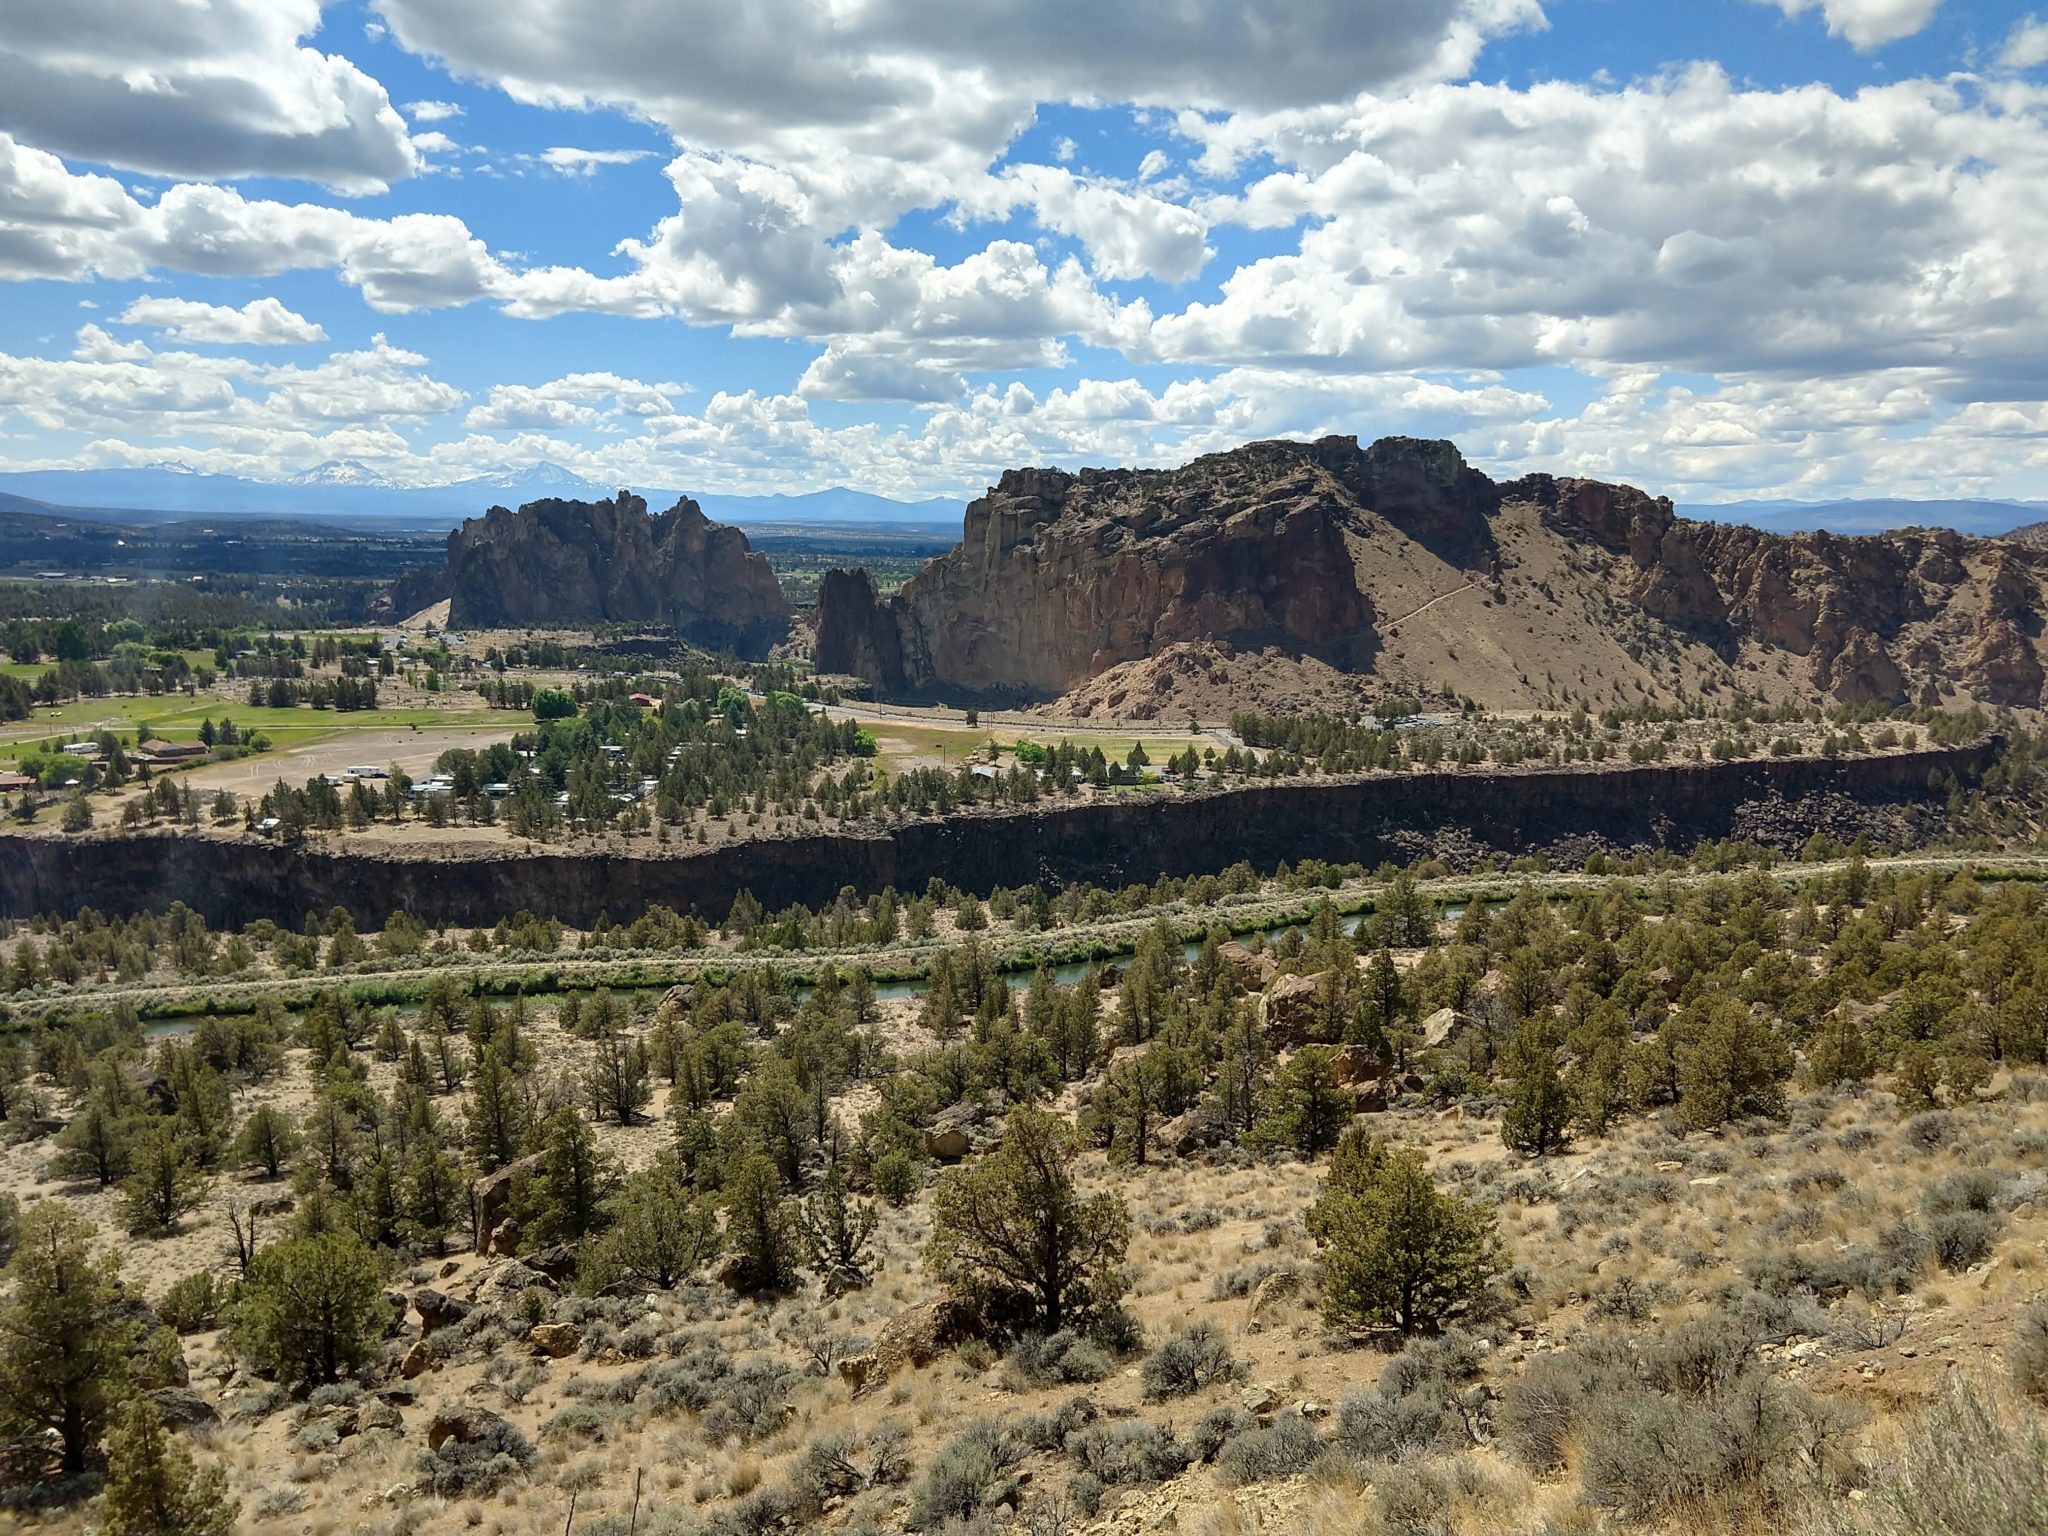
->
[815,435,2048,711]
[445,490,790,654]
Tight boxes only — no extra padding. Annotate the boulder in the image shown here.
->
[148,1387,221,1431]
[1331,1044,1388,1086]
[1245,1269,1307,1335]
[1421,1008,1477,1051]
[524,1244,578,1282]
[250,1194,295,1218]
[471,1259,557,1309]
[529,1322,581,1358]
[471,1152,544,1255]
[358,1399,404,1434]
[399,1341,432,1380]
[1261,972,1323,1048]
[1218,941,1278,989]
[411,1288,472,1337]
[427,1404,514,1453]
[488,1220,522,1258]
[838,1297,986,1397]
[822,1265,871,1299]
[923,1126,971,1162]
[1158,1105,1227,1158]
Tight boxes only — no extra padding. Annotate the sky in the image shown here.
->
[2,0,2048,506]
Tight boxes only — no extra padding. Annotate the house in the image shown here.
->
[629,692,658,708]
[0,772,34,793]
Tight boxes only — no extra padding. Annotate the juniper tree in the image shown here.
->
[1309,1126,1502,1337]
[101,1398,238,1536]
[925,1106,1128,1331]
[0,1205,139,1474]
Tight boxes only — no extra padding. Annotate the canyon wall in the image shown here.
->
[814,434,2048,710]
[0,741,1997,930]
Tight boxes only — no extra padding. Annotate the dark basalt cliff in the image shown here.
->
[815,435,2048,709]
[0,739,1996,929]
[445,490,790,653]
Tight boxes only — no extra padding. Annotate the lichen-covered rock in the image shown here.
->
[444,491,790,654]
[528,1322,580,1358]
[837,1297,986,1396]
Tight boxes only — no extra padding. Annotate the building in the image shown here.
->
[0,772,35,793]
[136,739,208,763]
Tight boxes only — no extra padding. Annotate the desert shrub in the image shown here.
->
[1372,1460,1459,1536]
[1497,1349,1621,1471]
[1332,1332,1487,1464]
[288,1419,340,1453]
[1189,1403,1255,1462]
[1923,1169,2009,1215]
[1140,1323,1238,1399]
[1067,1472,1105,1516]
[1904,1112,1955,1152]
[541,1404,604,1443]
[1926,1210,2001,1272]
[2014,1302,2048,1406]
[704,1359,799,1442]
[1812,1379,2047,1536]
[707,1487,795,1536]
[792,1423,912,1504]
[1015,1395,1098,1453]
[158,1271,228,1334]
[908,1420,1024,1530]
[1065,1419,1191,1485]
[1007,1330,1115,1387]
[1210,1260,1285,1300]
[414,1416,536,1497]
[1216,1413,1324,1485]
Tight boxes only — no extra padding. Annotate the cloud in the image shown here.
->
[404,99,466,123]
[115,296,327,345]
[2005,16,2048,70]
[1152,70,2048,405]
[1754,0,1944,51]
[539,147,657,176]
[0,0,419,191]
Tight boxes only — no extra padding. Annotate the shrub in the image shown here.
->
[158,1271,228,1334]
[1008,1330,1115,1387]
[907,1421,1023,1530]
[1814,1379,2047,1536]
[793,1422,911,1504]
[414,1416,535,1497]
[1140,1323,1239,1399]
[1923,1169,2008,1215]
[1190,1403,1256,1462]
[1926,1210,2001,1272]
[1065,1419,1191,1485]
[2015,1302,2048,1406]
[1216,1413,1324,1485]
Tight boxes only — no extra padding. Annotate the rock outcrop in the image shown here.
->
[443,490,790,653]
[815,435,2048,711]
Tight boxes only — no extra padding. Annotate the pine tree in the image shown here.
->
[0,1205,139,1474]
[1250,1045,1353,1158]
[404,1142,466,1256]
[119,1122,210,1233]
[796,1162,879,1278]
[584,1163,722,1292]
[519,1107,620,1245]
[234,1231,388,1387]
[1309,1126,1503,1337]
[101,1398,238,1536]
[924,1106,1128,1331]
[724,1153,800,1294]
[232,1102,301,1179]
[465,1044,529,1172]
[1500,1023,1574,1157]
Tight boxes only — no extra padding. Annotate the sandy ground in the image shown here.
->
[170,725,516,797]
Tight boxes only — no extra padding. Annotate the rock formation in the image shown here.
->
[444,490,790,653]
[813,435,2048,712]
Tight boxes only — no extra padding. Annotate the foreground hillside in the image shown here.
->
[814,436,2048,718]
[4,820,2048,1535]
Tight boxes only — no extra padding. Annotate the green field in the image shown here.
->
[0,697,509,760]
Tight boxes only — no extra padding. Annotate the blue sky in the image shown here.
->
[2,0,2047,504]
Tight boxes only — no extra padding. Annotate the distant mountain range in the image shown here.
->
[0,460,2042,538]
[0,461,960,529]
[1675,496,2048,537]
